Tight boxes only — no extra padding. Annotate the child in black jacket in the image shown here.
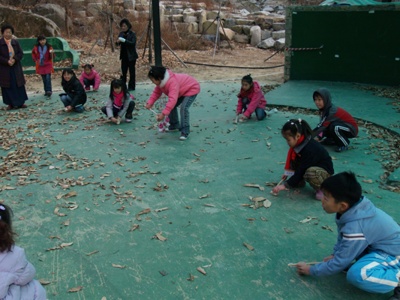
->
[60,68,87,113]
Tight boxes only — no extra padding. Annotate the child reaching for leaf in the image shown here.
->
[295,172,400,299]
[101,79,135,124]
[0,204,46,299]
[145,66,200,140]
[271,119,334,200]
[236,74,267,122]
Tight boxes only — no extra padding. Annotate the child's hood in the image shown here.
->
[253,81,262,92]
[313,88,332,111]
[337,196,376,224]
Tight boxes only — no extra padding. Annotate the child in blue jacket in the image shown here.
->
[295,172,400,299]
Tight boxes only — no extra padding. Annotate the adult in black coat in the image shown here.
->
[116,18,138,91]
[0,24,28,109]
[60,68,87,113]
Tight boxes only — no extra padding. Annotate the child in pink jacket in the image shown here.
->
[79,64,101,91]
[145,66,200,140]
[0,204,46,299]
[236,74,267,122]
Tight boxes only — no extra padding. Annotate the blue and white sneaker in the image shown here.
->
[335,146,348,152]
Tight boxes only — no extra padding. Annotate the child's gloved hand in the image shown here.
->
[118,37,126,43]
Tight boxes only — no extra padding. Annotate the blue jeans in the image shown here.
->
[346,251,400,294]
[241,97,266,120]
[60,94,84,113]
[41,74,52,94]
[169,95,197,135]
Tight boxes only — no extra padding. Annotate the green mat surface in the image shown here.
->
[0,80,398,300]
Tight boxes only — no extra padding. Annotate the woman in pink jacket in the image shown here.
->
[79,64,101,91]
[0,204,46,300]
[145,66,200,140]
[236,74,267,122]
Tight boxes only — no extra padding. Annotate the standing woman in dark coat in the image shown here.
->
[116,18,138,91]
[0,24,28,110]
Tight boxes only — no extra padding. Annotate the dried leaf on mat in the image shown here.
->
[197,267,207,275]
[155,207,168,212]
[154,232,167,241]
[263,200,272,208]
[243,242,254,251]
[39,279,51,285]
[112,264,126,269]
[68,286,83,293]
[187,273,195,281]
[129,224,140,232]
[243,183,265,191]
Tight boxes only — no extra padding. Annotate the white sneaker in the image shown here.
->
[125,118,132,123]
[179,134,188,140]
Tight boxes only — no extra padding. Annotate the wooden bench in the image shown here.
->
[19,37,80,74]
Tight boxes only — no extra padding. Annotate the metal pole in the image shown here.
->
[151,0,162,66]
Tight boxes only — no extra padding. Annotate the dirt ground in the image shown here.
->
[24,38,285,93]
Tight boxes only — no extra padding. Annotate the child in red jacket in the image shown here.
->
[79,64,101,91]
[312,88,358,152]
[236,74,267,122]
[31,35,54,98]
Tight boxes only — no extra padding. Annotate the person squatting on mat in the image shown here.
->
[79,64,101,92]
[312,88,358,153]
[272,119,334,200]
[235,74,267,122]
[59,68,87,113]
[295,172,400,300]
[101,79,135,124]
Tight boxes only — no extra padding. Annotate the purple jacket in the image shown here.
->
[0,246,46,300]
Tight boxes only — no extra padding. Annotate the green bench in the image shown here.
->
[19,37,80,74]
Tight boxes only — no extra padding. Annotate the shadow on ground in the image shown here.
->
[0,80,398,300]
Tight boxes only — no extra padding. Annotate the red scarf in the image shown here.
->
[284,135,305,174]
[113,91,124,108]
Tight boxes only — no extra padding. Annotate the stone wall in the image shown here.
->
[68,0,287,51]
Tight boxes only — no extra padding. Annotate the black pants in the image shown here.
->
[101,101,135,119]
[121,58,136,90]
[326,121,356,147]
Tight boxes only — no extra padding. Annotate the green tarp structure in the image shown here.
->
[320,0,400,5]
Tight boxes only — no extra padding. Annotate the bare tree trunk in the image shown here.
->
[110,0,115,52]
[65,3,70,38]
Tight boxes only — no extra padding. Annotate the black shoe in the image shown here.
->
[389,287,400,300]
